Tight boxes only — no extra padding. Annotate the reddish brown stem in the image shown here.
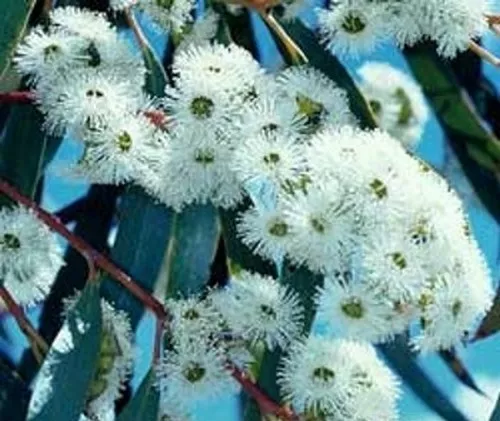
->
[0,286,49,362]
[0,91,35,104]
[230,365,298,421]
[0,180,167,321]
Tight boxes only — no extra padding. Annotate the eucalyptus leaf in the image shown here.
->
[27,283,103,421]
[117,369,160,421]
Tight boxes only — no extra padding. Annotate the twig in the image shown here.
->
[259,11,308,65]
[230,364,298,421]
[0,286,49,363]
[124,9,148,51]
[469,41,500,67]
[0,91,35,104]
[0,180,167,321]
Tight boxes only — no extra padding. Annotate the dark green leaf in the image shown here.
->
[0,105,62,200]
[379,336,468,421]
[439,348,485,396]
[0,357,30,421]
[403,43,500,222]
[117,369,160,421]
[0,0,36,79]
[282,21,377,130]
[473,286,500,342]
[101,186,173,330]
[143,46,169,96]
[490,395,500,421]
[163,204,220,297]
[28,282,103,421]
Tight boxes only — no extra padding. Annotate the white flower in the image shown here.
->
[37,69,140,135]
[278,336,400,420]
[316,0,392,57]
[232,131,306,188]
[237,204,290,262]
[0,206,64,306]
[358,62,429,149]
[177,9,220,52]
[276,66,353,133]
[235,94,306,141]
[280,0,315,21]
[50,7,115,41]
[211,271,304,350]
[67,113,165,185]
[155,130,242,210]
[157,338,239,409]
[15,28,88,84]
[172,42,263,98]
[167,295,224,339]
[138,0,196,34]
[316,277,408,343]
[110,0,138,11]
[86,300,134,420]
[282,181,355,274]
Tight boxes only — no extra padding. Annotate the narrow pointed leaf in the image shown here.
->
[117,369,160,421]
[439,348,486,396]
[0,0,36,78]
[101,186,173,330]
[403,43,500,222]
[163,204,220,298]
[27,283,102,421]
[379,337,468,421]
[473,286,500,342]
[491,395,500,421]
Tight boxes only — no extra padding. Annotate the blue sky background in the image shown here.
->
[2,2,500,420]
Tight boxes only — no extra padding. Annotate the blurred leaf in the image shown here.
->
[101,186,173,330]
[28,282,102,421]
[219,200,277,278]
[403,43,500,222]
[143,45,169,96]
[439,348,485,396]
[163,204,220,297]
[0,357,30,421]
[282,21,377,130]
[224,9,260,60]
[0,0,36,79]
[473,286,500,342]
[0,105,62,200]
[117,369,159,421]
[379,336,468,421]
[491,394,500,421]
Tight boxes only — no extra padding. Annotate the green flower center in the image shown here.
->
[452,300,462,317]
[369,99,382,115]
[84,42,101,68]
[184,362,206,383]
[391,252,407,269]
[341,297,364,319]
[393,87,414,125]
[261,123,279,133]
[296,94,324,132]
[2,233,21,250]
[116,131,132,152]
[194,148,215,164]
[86,89,104,98]
[43,44,62,61]
[183,308,200,320]
[268,219,288,237]
[312,366,335,383]
[410,222,431,245]
[260,304,277,320]
[310,216,327,234]
[156,0,174,9]
[369,178,388,199]
[263,152,281,165]
[341,12,366,34]
[190,96,214,119]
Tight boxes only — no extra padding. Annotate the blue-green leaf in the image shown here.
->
[0,358,30,421]
[491,395,500,421]
[0,0,36,78]
[117,369,160,421]
[379,337,468,421]
[101,186,173,330]
[28,283,103,421]
[164,204,220,297]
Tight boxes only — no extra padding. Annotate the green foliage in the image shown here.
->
[117,369,160,421]
[0,358,30,421]
[28,283,103,421]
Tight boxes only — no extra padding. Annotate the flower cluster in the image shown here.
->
[316,0,489,58]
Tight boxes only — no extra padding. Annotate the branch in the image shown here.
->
[0,180,167,321]
[230,364,298,421]
[0,91,35,104]
[0,286,48,364]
